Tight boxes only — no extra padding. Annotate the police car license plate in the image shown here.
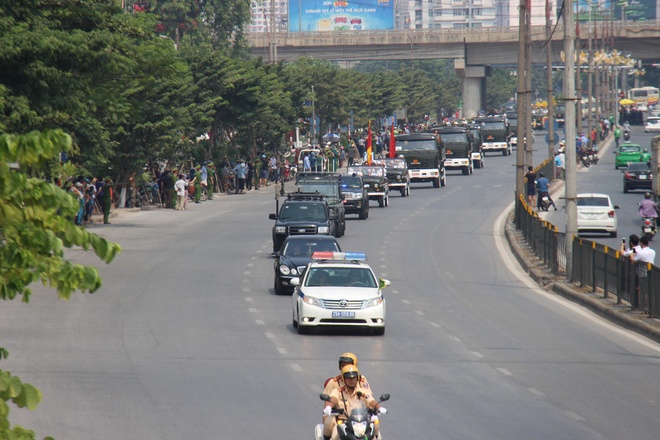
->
[332,311,355,318]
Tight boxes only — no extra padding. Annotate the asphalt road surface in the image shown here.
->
[2,145,659,440]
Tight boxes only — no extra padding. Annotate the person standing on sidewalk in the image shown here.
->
[524,166,536,207]
[175,174,186,210]
[233,160,248,194]
[101,177,113,224]
[554,150,565,180]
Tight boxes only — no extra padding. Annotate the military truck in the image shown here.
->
[430,126,473,175]
[295,173,346,237]
[394,133,446,188]
[474,116,511,156]
[467,123,485,168]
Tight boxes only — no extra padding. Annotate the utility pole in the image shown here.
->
[546,0,555,161]
[587,2,594,146]
[524,1,533,166]
[576,11,583,137]
[515,0,527,200]
[311,85,316,145]
[564,0,578,281]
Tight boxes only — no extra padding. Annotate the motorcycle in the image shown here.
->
[623,130,631,142]
[539,192,551,212]
[641,217,657,240]
[315,393,390,440]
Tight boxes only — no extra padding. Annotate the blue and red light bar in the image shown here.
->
[311,252,367,261]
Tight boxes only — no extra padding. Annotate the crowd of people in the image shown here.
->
[62,176,114,225]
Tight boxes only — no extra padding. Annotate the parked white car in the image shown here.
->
[576,193,619,238]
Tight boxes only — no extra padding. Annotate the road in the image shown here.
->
[540,125,658,249]
[2,145,659,440]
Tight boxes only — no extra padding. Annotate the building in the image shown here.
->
[247,0,558,33]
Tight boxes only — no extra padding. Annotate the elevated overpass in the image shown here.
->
[247,22,660,116]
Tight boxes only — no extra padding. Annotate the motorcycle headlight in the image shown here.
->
[351,421,368,438]
[318,226,329,234]
[364,297,383,308]
[275,226,286,233]
[279,265,290,275]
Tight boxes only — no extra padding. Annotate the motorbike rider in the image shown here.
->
[638,192,659,219]
[535,173,557,211]
[323,365,386,440]
[323,353,371,395]
[614,125,621,147]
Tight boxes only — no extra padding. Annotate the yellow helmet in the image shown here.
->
[341,364,360,379]
[338,352,358,369]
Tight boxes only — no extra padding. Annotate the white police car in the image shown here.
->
[291,252,389,335]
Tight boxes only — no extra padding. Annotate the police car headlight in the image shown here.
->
[279,265,290,275]
[303,294,322,306]
[351,421,367,438]
[275,226,286,233]
[318,226,329,234]
[364,297,383,308]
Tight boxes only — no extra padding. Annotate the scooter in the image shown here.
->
[623,130,631,142]
[641,217,657,240]
[539,192,551,212]
[315,393,390,440]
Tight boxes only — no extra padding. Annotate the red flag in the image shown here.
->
[389,119,396,158]
[366,121,372,165]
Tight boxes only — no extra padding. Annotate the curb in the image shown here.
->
[504,212,660,344]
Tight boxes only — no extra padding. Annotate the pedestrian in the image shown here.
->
[309,151,317,172]
[83,178,97,225]
[101,177,113,224]
[193,165,202,203]
[554,151,565,180]
[348,141,357,166]
[339,146,346,169]
[303,152,311,172]
[161,169,174,208]
[246,160,254,191]
[524,166,536,207]
[206,162,215,200]
[269,155,277,182]
[174,174,187,210]
[233,160,248,194]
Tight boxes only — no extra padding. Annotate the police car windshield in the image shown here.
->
[305,267,377,287]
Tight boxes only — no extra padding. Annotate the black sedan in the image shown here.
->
[623,162,652,193]
[273,235,341,295]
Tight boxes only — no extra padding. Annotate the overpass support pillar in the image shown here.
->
[454,60,490,119]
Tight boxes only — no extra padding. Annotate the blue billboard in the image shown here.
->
[289,0,394,32]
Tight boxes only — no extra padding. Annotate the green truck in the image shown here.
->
[394,133,446,188]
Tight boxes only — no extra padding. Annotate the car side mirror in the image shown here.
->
[614,205,620,209]
[290,277,300,286]
[364,184,369,188]
[269,213,277,220]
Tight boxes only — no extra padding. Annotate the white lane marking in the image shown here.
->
[563,411,586,421]
[449,335,462,343]
[247,263,254,267]
[381,273,388,277]
[415,310,425,316]
[242,288,250,293]
[430,322,441,328]
[401,299,410,304]
[391,290,399,294]
[255,320,265,326]
[494,202,660,353]
[265,332,275,339]
[243,279,249,283]
[470,351,484,359]
[251,256,258,260]
[380,265,386,269]
[497,368,513,376]
[276,347,287,354]
[249,308,258,313]
[291,363,303,372]
[245,297,253,302]
[244,271,250,275]
[256,250,264,253]
[527,387,545,397]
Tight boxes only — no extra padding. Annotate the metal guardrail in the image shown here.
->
[514,163,658,317]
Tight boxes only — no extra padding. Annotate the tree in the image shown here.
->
[0,129,121,440]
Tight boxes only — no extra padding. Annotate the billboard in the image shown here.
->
[289,0,394,32]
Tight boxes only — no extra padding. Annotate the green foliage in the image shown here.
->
[0,130,119,440]
[0,130,121,301]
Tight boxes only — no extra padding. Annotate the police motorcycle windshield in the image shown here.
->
[341,401,369,439]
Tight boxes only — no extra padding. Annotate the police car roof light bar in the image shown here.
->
[311,252,367,261]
